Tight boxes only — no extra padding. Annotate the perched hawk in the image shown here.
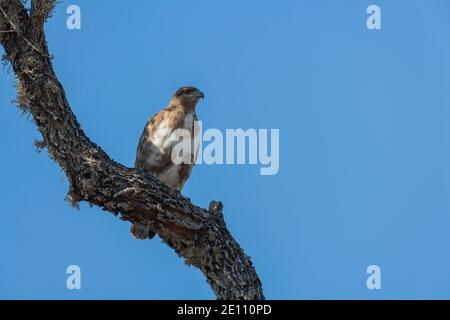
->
[131,86,204,239]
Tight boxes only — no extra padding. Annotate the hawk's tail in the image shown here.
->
[130,223,156,240]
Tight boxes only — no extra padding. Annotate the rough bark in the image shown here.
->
[0,0,264,300]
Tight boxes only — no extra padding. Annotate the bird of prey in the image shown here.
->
[131,86,204,239]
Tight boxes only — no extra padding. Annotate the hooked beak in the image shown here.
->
[197,91,205,100]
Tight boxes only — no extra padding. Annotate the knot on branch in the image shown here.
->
[209,200,223,215]
[209,200,226,226]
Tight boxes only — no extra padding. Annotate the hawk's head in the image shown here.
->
[173,86,204,109]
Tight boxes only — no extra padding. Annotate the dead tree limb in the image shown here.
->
[0,0,264,300]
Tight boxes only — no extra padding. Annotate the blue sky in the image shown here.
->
[1,0,450,299]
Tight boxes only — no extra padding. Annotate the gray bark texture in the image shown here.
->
[0,0,264,300]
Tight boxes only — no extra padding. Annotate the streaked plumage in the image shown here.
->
[131,87,204,239]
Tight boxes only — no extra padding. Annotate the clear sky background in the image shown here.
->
[1,0,450,299]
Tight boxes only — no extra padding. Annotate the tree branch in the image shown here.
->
[0,0,264,300]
